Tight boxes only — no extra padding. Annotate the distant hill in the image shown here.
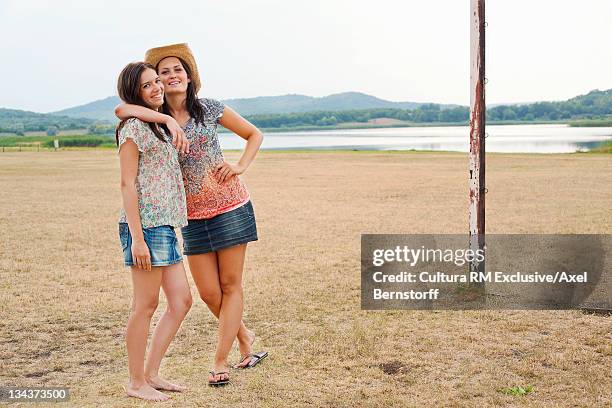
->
[50,91,459,121]
[222,92,459,115]
[2,88,610,134]
[488,89,612,121]
[52,96,120,122]
[0,108,98,133]
[243,89,612,128]
[566,88,612,110]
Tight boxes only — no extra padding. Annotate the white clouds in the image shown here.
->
[1,0,610,112]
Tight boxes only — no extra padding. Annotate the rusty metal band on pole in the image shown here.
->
[469,0,486,283]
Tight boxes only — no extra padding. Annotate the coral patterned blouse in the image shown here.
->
[179,98,250,219]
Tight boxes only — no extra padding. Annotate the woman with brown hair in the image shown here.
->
[116,61,191,401]
[116,43,266,387]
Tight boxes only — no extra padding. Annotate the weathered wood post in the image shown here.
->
[469,0,486,287]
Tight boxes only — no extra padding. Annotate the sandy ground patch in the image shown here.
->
[0,150,610,407]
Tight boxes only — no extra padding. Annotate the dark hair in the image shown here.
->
[115,62,169,145]
[159,57,206,126]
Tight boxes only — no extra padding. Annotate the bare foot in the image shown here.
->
[126,382,170,402]
[146,375,188,392]
[236,330,255,367]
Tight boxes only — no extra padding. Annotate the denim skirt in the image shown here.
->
[119,223,183,267]
[181,201,258,255]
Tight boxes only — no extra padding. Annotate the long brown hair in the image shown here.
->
[159,57,206,126]
[115,62,168,145]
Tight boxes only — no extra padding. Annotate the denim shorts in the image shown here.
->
[181,201,258,255]
[119,223,183,267]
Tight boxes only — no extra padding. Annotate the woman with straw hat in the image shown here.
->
[115,43,266,387]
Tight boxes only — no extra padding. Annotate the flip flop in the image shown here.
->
[234,351,269,369]
[208,370,230,387]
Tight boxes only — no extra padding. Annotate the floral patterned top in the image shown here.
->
[118,118,187,228]
[179,98,250,219]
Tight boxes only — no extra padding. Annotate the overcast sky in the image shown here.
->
[1,0,611,112]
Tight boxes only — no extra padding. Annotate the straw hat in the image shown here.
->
[144,43,201,93]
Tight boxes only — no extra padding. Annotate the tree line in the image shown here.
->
[2,89,610,134]
[245,89,612,128]
[0,109,101,134]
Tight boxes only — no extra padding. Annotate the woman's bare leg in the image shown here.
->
[210,244,248,381]
[145,262,192,392]
[125,266,169,402]
[187,252,254,360]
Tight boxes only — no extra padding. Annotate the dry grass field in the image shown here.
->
[0,150,611,407]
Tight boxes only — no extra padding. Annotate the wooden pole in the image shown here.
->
[469,0,486,286]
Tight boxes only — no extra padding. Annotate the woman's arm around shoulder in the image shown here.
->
[115,103,189,153]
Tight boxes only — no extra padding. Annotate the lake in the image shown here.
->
[219,124,612,153]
